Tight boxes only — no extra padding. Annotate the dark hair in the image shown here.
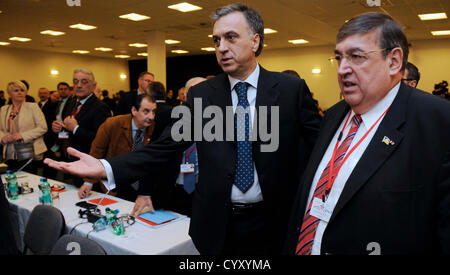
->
[405,62,420,84]
[20,80,29,90]
[138,72,154,79]
[102,90,109,97]
[282,70,301,78]
[132,94,155,111]
[57,82,70,90]
[148,81,166,100]
[337,12,409,70]
[212,3,264,57]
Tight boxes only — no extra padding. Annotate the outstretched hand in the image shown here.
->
[44,147,107,179]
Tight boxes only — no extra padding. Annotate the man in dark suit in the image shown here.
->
[51,69,110,187]
[116,72,154,115]
[284,12,450,255]
[45,4,321,255]
[0,180,19,255]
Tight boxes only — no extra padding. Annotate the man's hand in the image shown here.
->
[78,184,92,199]
[2,135,14,144]
[44,147,107,179]
[63,116,78,132]
[52,120,64,133]
[131,196,155,217]
[12,133,23,142]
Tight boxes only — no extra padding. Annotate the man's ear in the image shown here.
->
[252,33,260,54]
[388,47,403,75]
[131,106,137,116]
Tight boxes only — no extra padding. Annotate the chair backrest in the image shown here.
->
[50,234,106,255]
[23,205,65,255]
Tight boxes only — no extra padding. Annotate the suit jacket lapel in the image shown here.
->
[329,85,409,223]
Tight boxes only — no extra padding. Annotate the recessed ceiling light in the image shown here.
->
[263,44,268,47]
[40,30,65,36]
[172,50,189,54]
[95,47,113,52]
[431,30,450,36]
[168,2,202,12]
[288,39,309,45]
[201,47,215,52]
[119,13,151,21]
[419,13,447,21]
[137,53,148,56]
[264,28,278,34]
[165,39,181,44]
[115,55,130,58]
[69,23,97,30]
[0,42,10,46]
[312,68,321,74]
[120,74,127,79]
[9,37,31,42]
[51,70,59,76]
[72,50,90,54]
[129,43,147,48]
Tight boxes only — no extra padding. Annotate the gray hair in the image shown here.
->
[337,12,409,70]
[211,3,264,57]
[74,68,96,83]
[185,77,206,93]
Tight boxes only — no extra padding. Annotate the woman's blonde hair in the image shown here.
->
[6,81,27,93]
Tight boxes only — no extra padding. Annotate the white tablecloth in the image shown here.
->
[5,172,199,255]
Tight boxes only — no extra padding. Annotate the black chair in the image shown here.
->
[23,205,65,255]
[50,234,106,255]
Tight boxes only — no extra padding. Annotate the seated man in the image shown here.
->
[78,94,157,203]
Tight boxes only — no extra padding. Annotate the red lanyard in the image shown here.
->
[72,102,82,116]
[185,144,197,164]
[325,106,390,197]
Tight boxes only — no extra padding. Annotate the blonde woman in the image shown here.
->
[0,81,47,173]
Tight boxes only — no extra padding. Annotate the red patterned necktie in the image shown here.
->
[296,114,362,255]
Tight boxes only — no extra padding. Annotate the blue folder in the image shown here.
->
[138,210,178,224]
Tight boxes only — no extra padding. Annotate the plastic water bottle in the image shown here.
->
[39,178,52,206]
[6,170,18,200]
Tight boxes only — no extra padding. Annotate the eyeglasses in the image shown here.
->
[73,79,90,85]
[329,48,390,66]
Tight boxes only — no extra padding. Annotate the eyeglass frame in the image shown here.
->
[328,47,395,66]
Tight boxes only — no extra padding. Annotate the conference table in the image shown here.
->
[5,171,199,255]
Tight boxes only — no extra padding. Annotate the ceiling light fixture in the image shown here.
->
[119,13,150,21]
[168,2,202,12]
[95,47,113,52]
[0,42,10,46]
[129,43,147,48]
[69,23,97,30]
[171,50,189,54]
[288,39,309,45]
[431,30,450,36]
[264,28,278,34]
[115,55,130,58]
[201,47,215,52]
[9,37,31,42]
[72,50,90,54]
[40,30,65,36]
[418,13,447,21]
[165,39,181,44]
[137,53,148,56]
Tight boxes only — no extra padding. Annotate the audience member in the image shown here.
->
[102,90,116,115]
[116,72,154,115]
[51,69,111,187]
[402,62,420,88]
[37,88,50,109]
[0,91,6,107]
[166,89,177,106]
[49,90,61,103]
[78,94,157,202]
[0,81,47,174]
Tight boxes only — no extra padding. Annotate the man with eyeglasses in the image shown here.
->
[285,12,450,255]
[52,69,111,187]
[402,62,420,88]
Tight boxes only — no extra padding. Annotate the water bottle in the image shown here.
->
[6,170,18,200]
[39,178,52,206]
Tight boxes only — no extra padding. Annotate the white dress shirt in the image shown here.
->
[101,63,264,203]
[307,82,400,255]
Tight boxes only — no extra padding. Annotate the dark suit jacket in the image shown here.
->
[108,67,322,254]
[41,100,57,149]
[116,89,138,115]
[284,83,450,255]
[66,94,111,155]
[0,180,19,255]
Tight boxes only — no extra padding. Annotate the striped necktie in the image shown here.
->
[296,114,362,255]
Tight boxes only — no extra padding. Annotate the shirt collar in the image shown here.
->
[228,63,260,91]
[78,93,93,105]
[351,81,400,130]
[131,117,145,132]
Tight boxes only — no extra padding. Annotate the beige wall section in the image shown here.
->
[258,38,450,111]
[0,47,130,100]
